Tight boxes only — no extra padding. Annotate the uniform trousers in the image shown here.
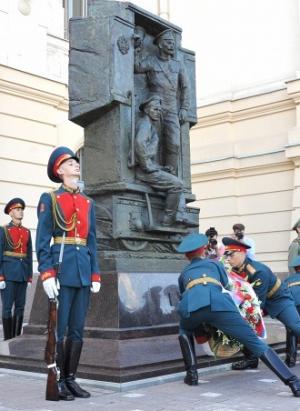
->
[277,304,300,335]
[180,306,267,357]
[57,286,90,342]
[1,281,27,318]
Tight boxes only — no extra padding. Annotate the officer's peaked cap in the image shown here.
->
[222,237,251,253]
[47,146,79,183]
[4,198,25,215]
[290,256,300,268]
[153,28,175,45]
[176,233,208,253]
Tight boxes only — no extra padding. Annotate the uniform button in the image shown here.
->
[74,196,77,199]
[76,234,80,237]
[203,274,207,277]
[76,208,79,211]
[87,200,90,203]
[20,259,23,262]
[57,195,60,199]
[77,221,81,224]
[76,247,80,250]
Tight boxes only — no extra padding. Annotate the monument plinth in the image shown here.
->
[68,0,200,379]
[0,0,201,383]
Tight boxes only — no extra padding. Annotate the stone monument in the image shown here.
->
[0,0,202,384]
[68,0,200,381]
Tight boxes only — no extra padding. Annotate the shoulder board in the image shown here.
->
[246,263,256,275]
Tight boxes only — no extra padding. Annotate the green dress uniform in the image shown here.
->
[288,218,300,273]
[0,198,32,340]
[284,256,300,366]
[176,233,300,396]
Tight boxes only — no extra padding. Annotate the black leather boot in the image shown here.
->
[12,316,17,338]
[232,347,259,370]
[2,317,13,341]
[56,341,74,401]
[285,328,297,368]
[178,334,198,386]
[65,339,90,398]
[260,347,300,397]
[13,315,23,337]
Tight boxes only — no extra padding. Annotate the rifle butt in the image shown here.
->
[45,369,59,401]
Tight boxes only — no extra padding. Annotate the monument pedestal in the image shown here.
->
[0,0,201,383]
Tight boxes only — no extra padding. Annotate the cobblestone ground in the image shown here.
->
[1,360,300,411]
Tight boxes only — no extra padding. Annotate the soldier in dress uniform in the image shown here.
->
[284,256,300,367]
[36,146,101,401]
[222,237,300,372]
[177,233,300,396]
[288,218,300,273]
[0,198,32,340]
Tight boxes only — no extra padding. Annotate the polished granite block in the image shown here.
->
[26,271,182,339]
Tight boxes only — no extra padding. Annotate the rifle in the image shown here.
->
[44,232,65,401]
[45,298,59,401]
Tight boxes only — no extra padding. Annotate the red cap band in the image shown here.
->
[185,246,206,259]
[225,244,247,253]
[53,153,72,177]
[8,203,24,213]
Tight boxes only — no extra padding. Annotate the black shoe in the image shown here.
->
[64,339,90,398]
[184,369,199,386]
[2,317,13,341]
[58,380,74,401]
[232,358,259,370]
[260,347,300,397]
[65,377,90,398]
[285,360,296,368]
[288,377,300,397]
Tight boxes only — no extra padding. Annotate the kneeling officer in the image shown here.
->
[176,233,300,396]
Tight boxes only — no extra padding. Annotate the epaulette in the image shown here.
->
[246,263,256,275]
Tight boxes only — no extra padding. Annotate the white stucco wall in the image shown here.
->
[125,0,300,105]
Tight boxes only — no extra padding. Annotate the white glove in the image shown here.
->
[0,281,6,290]
[27,282,32,289]
[43,278,60,299]
[90,282,101,293]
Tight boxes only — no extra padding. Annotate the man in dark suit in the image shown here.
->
[0,198,32,340]
[176,233,300,396]
[36,146,101,401]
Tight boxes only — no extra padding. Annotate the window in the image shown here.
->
[63,0,87,39]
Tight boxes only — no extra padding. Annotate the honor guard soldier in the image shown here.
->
[36,146,101,401]
[0,198,32,340]
[176,233,300,396]
[222,237,300,372]
[284,256,300,367]
[288,218,300,273]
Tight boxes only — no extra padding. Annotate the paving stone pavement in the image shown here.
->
[1,361,300,411]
